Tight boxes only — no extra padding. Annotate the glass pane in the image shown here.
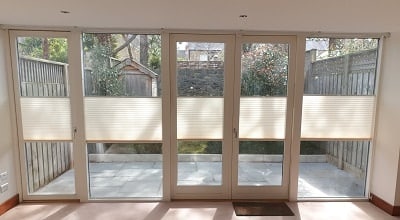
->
[298,141,369,197]
[82,33,161,97]
[238,141,283,186]
[302,38,378,140]
[304,38,378,96]
[239,43,288,140]
[26,142,74,195]
[176,41,225,187]
[300,38,376,198]
[241,43,288,96]
[16,36,72,141]
[176,42,224,139]
[87,143,162,198]
[177,141,222,186]
[82,34,162,142]
[17,37,69,97]
[177,42,224,97]
[238,43,288,187]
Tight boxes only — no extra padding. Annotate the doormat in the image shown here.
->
[232,202,295,216]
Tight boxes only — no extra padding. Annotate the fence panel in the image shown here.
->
[18,57,72,193]
[306,49,377,177]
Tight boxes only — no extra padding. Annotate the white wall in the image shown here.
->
[371,32,400,206]
[0,29,18,204]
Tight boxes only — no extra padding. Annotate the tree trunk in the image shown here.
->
[95,34,112,46]
[43,38,49,59]
[140,35,149,66]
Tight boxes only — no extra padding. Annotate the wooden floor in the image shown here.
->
[1,201,400,220]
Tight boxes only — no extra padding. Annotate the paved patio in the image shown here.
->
[32,162,365,198]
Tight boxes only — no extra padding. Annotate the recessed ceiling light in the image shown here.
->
[60,10,70,14]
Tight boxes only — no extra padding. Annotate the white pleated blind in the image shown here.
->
[20,98,72,140]
[301,96,375,139]
[177,97,223,139]
[84,97,162,141]
[239,97,287,139]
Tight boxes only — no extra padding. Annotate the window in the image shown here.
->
[82,33,163,198]
[298,38,379,198]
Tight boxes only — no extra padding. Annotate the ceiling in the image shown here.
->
[1,0,400,33]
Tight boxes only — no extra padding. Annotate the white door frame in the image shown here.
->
[231,35,297,199]
[8,30,87,201]
[170,34,235,199]
[169,34,298,200]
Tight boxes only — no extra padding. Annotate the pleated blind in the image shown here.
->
[239,97,287,139]
[301,96,375,139]
[20,98,72,140]
[84,97,162,141]
[177,97,224,139]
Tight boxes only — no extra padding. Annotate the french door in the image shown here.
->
[231,36,296,199]
[10,31,296,201]
[9,30,82,200]
[170,34,296,199]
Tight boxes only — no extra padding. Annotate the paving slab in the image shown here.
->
[33,161,365,198]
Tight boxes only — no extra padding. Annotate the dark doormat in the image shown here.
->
[232,202,295,216]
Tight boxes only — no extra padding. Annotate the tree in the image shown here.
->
[89,43,122,96]
[83,33,123,96]
[327,38,378,57]
[18,37,68,63]
[241,43,288,96]
[148,35,161,72]
[140,35,149,65]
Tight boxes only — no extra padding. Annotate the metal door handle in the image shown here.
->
[233,128,238,138]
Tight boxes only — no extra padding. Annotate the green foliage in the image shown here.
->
[300,142,327,155]
[18,37,68,63]
[84,34,123,96]
[89,44,123,96]
[96,141,327,155]
[239,141,284,154]
[148,35,161,72]
[322,38,379,57]
[109,143,162,154]
[178,141,208,154]
[178,141,222,154]
[176,141,326,155]
[49,38,68,62]
[204,141,222,154]
[82,34,95,51]
[241,44,288,96]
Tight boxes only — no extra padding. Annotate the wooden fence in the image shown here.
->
[18,56,72,193]
[18,56,69,97]
[304,49,378,177]
[25,142,72,193]
[304,49,377,96]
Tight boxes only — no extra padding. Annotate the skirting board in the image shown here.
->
[0,194,19,216]
[370,193,400,216]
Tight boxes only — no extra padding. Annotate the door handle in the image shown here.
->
[233,128,238,138]
[73,127,77,139]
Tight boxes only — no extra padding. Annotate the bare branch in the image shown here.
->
[112,34,137,56]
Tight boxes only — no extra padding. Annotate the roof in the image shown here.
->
[115,58,158,78]
[186,42,224,51]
